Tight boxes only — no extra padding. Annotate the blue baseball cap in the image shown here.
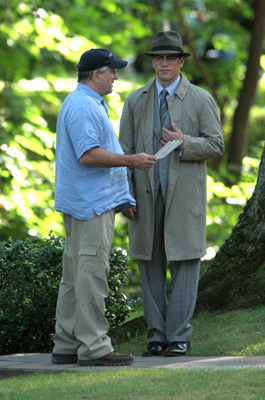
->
[76,48,128,71]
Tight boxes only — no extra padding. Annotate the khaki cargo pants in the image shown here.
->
[53,210,115,360]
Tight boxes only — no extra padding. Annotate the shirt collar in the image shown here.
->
[77,82,108,114]
[77,83,103,104]
[155,75,181,98]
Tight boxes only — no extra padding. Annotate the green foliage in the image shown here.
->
[0,234,62,355]
[106,248,139,328]
[0,0,265,290]
[199,149,263,263]
[0,234,136,355]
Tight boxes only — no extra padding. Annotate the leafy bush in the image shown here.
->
[0,233,137,355]
[106,248,139,328]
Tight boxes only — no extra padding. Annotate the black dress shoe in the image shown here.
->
[164,342,190,357]
[143,341,166,357]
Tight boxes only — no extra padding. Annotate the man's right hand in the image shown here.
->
[130,153,156,170]
[79,147,156,170]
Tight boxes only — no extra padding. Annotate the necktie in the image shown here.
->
[159,89,168,127]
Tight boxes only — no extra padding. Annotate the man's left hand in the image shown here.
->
[161,122,184,146]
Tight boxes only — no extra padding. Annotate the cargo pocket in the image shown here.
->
[78,248,102,278]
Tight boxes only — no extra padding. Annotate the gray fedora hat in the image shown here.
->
[144,30,191,57]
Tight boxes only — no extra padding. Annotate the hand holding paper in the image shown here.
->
[162,122,184,143]
[155,122,183,159]
[155,140,182,159]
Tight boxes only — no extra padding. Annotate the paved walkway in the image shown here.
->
[0,353,265,377]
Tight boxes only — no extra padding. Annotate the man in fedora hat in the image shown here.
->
[119,31,224,356]
[51,48,156,366]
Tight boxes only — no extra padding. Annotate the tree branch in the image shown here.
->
[173,0,225,123]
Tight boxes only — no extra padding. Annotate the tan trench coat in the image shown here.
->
[119,74,224,261]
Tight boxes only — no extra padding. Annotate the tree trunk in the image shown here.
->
[227,0,265,180]
[197,145,265,311]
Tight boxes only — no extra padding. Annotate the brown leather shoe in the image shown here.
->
[78,351,133,366]
[51,353,77,364]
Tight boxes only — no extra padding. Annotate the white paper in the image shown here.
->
[154,140,182,159]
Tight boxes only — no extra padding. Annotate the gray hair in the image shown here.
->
[78,66,108,83]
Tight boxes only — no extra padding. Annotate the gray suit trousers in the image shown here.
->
[138,188,201,344]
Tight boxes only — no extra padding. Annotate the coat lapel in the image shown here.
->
[140,80,156,196]
[141,80,155,155]
[166,75,189,207]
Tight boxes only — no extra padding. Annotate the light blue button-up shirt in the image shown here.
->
[55,83,136,220]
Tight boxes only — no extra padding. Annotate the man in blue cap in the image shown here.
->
[52,48,156,366]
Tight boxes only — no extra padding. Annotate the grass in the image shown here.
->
[0,306,264,400]
[115,305,265,357]
[0,369,265,400]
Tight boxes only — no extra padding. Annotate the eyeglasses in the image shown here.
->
[153,55,179,64]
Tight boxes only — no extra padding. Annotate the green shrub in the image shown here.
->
[106,248,139,328]
[0,233,137,355]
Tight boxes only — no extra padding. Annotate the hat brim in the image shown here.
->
[108,59,128,69]
[144,50,191,58]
